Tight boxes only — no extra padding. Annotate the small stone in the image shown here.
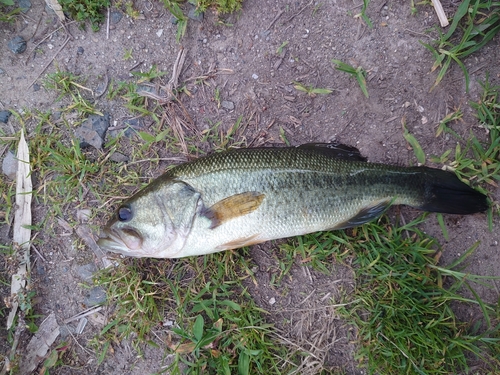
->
[18,0,31,13]
[268,297,276,305]
[156,29,163,37]
[76,264,97,282]
[84,286,107,307]
[109,151,129,163]
[0,110,11,123]
[59,325,76,339]
[33,83,40,92]
[170,16,178,24]
[2,150,17,180]
[188,6,203,21]
[110,10,122,24]
[74,113,110,149]
[108,117,144,138]
[221,100,234,110]
[77,46,84,55]
[8,36,27,54]
[252,73,259,80]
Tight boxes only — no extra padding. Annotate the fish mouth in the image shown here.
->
[97,227,144,256]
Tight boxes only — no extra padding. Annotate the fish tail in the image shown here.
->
[417,168,488,215]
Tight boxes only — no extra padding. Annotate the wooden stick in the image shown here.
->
[432,0,449,27]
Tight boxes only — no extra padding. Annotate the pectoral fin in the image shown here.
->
[204,192,265,229]
[331,199,391,230]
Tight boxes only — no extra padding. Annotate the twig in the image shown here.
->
[265,9,285,31]
[25,21,76,65]
[31,244,47,262]
[106,7,110,40]
[431,0,449,27]
[64,306,103,324]
[27,36,70,89]
[283,0,314,24]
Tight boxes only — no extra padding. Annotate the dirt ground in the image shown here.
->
[1,0,499,374]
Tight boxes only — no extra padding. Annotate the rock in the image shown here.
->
[74,113,110,149]
[109,151,129,163]
[188,6,203,21]
[77,46,84,55]
[2,150,17,180]
[84,286,107,307]
[33,83,40,92]
[0,110,11,123]
[110,10,122,24]
[221,100,235,110]
[8,36,27,54]
[108,117,144,138]
[18,0,31,12]
[76,263,97,282]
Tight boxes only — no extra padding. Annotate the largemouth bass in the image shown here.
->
[98,144,488,258]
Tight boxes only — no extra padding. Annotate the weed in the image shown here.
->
[94,252,289,374]
[123,48,133,61]
[331,216,500,374]
[195,0,243,14]
[0,1,20,23]
[421,0,500,92]
[356,0,372,27]
[276,41,289,55]
[435,108,463,137]
[162,0,188,43]
[430,78,500,218]
[331,59,369,98]
[293,81,333,97]
[58,0,110,32]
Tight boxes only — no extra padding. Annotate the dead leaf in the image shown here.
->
[19,312,60,374]
[7,130,32,330]
[44,0,65,22]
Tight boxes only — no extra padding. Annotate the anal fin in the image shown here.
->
[204,192,265,229]
[331,199,391,230]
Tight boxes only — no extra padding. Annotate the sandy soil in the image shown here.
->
[1,0,499,374]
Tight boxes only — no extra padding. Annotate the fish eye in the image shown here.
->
[118,205,133,222]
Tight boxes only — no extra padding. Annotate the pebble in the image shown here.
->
[268,297,276,305]
[221,100,235,110]
[188,6,204,21]
[110,10,122,24]
[18,0,31,13]
[156,29,163,37]
[109,151,129,163]
[0,110,11,123]
[84,286,107,307]
[252,73,259,80]
[108,117,144,138]
[2,150,17,180]
[33,83,40,92]
[76,264,97,282]
[77,46,84,55]
[8,36,27,54]
[74,113,110,149]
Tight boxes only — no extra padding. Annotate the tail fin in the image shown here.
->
[418,168,488,215]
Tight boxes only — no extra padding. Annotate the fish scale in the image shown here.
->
[98,145,488,258]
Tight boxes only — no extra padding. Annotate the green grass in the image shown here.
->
[92,252,289,374]
[331,59,369,98]
[430,77,500,220]
[58,0,110,31]
[421,0,500,92]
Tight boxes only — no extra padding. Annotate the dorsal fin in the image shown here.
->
[298,142,367,161]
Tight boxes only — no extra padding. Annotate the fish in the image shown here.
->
[97,143,488,258]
